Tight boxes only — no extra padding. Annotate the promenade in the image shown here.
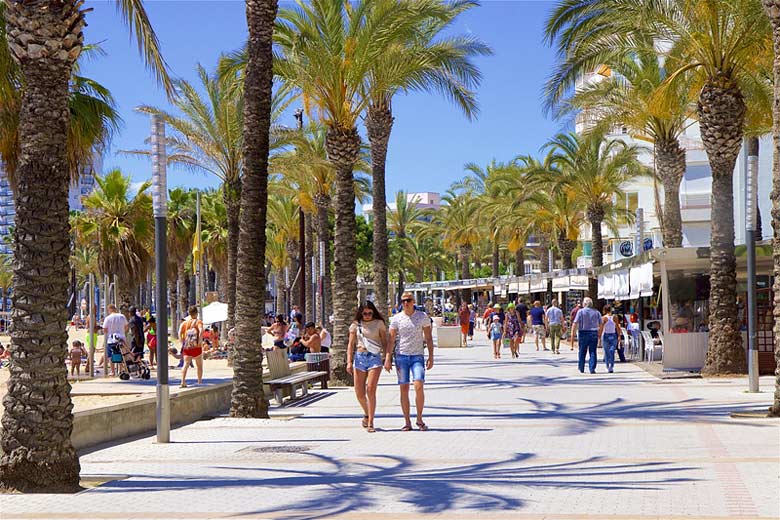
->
[2,334,778,520]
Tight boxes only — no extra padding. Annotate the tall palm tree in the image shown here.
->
[200,190,228,302]
[273,0,423,384]
[131,62,243,333]
[761,0,780,416]
[74,169,154,311]
[364,0,490,313]
[229,0,277,418]
[543,0,770,375]
[387,191,424,303]
[166,188,195,336]
[543,28,694,248]
[0,0,171,490]
[403,235,451,283]
[543,131,647,270]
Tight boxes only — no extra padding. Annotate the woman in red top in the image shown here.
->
[178,305,204,388]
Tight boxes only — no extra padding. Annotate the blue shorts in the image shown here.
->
[395,354,425,385]
[353,351,382,372]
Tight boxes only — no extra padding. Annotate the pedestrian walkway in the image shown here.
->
[2,335,778,519]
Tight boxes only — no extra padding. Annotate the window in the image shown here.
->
[621,192,639,225]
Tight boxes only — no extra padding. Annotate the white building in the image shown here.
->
[573,70,772,266]
[362,191,442,220]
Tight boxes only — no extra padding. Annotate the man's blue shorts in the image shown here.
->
[395,354,425,385]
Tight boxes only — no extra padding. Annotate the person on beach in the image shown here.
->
[317,325,332,352]
[102,304,127,376]
[178,305,204,387]
[468,304,476,340]
[489,315,503,359]
[574,297,602,374]
[598,305,621,373]
[127,305,145,361]
[386,292,434,431]
[301,322,322,353]
[347,301,388,433]
[69,340,85,376]
[144,316,157,368]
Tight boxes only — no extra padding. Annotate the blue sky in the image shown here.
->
[80,0,564,200]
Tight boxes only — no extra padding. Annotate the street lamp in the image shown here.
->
[151,114,170,442]
[745,138,759,393]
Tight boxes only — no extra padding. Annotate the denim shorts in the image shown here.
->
[395,354,425,385]
[353,350,382,372]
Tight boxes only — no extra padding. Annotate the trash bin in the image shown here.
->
[305,352,330,388]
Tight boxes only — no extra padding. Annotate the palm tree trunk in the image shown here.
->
[460,245,471,303]
[230,0,276,417]
[0,0,84,492]
[558,237,576,270]
[223,179,241,332]
[655,138,686,248]
[515,248,525,275]
[305,212,315,323]
[764,2,780,416]
[366,103,393,315]
[314,196,333,320]
[286,241,299,308]
[698,74,747,375]
[491,240,500,277]
[177,268,188,326]
[168,279,178,337]
[274,269,285,315]
[326,127,361,386]
[587,208,605,302]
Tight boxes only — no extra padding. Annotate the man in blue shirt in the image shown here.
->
[528,300,547,351]
[573,297,602,373]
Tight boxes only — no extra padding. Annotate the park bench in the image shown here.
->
[266,348,327,406]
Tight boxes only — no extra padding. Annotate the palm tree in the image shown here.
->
[543,0,770,375]
[266,229,290,316]
[543,131,647,271]
[0,0,171,490]
[363,0,490,312]
[543,26,694,248]
[166,188,195,336]
[403,235,451,283]
[761,0,780,415]
[273,0,423,384]
[200,190,228,302]
[267,192,301,311]
[74,169,154,311]
[387,191,424,303]
[229,0,277,418]
[131,62,243,334]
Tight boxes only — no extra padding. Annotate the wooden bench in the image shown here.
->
[266,348,327,406]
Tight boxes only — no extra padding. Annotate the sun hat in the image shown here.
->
[492,315,500,321]
[493,304,501,309]
[507,303,516,310]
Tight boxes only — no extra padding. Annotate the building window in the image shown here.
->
[622,192,638,224]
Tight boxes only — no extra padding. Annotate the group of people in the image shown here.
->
[478,297,632,374]
[265,306,332,361]
[346,292,434,433]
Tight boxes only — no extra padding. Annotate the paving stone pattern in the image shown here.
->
[2,334,778,520]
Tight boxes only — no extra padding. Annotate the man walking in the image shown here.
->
[529,300,547,351]
[573,297,602,374]
[127,305,146,361]
[545,300,564,354]
[386,292,435,431]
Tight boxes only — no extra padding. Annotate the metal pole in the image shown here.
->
[746,137,759,392]
[112,274,118,307]
[319,240,325,326]
[151,113,170,442]
[102,274,108,320]
[88,274,95,378]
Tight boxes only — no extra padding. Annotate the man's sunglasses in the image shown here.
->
[401,298,414,303]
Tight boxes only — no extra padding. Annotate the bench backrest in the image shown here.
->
[267,348,291,379]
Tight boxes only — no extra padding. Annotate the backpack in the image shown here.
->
[184,319,200,350]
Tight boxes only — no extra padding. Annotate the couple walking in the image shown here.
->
[347,292,434,433]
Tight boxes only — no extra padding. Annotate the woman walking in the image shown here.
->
[347,301,388,433]
[598,305,622,373]
[178,305,204,387]
[504,303,523,359]
[489,315,503,359]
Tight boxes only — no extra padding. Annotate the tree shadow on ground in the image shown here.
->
[421,374,655,390]
[90,452,697,519]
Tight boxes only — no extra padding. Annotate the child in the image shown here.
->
[70,340,85,377]
[489,315,504,360]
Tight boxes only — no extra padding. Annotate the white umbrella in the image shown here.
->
[201,301,228,325]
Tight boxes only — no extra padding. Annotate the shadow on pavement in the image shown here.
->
[88,452,697,519]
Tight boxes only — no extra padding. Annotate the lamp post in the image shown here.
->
[746,138,759,393]
[294,108,306,320]
[151,114,170,442]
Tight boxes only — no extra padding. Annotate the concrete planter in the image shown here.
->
[437,325,463,348]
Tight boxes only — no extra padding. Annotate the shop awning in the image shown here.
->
[613,269,630,300]
[569,274,589,290]
[529,277,547,292]
[552,275,570,292]
[598,272,614,299]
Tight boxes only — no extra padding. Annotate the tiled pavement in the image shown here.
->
[2,334,778,520]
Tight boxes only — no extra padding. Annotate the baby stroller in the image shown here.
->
[110,333,151,381]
